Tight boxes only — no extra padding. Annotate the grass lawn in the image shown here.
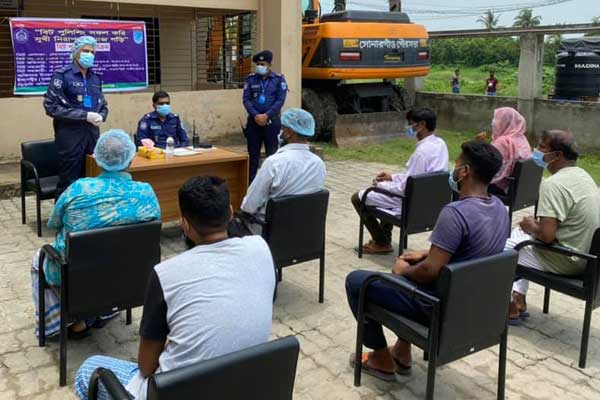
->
[421,65,556,97]
[320,129,600,184]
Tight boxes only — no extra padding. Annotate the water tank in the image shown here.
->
[554,37,600,98]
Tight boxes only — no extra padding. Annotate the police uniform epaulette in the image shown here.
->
[248,72,256,77]
[145,113,151,118]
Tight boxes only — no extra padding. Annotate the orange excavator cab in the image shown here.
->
[301,0,430,145]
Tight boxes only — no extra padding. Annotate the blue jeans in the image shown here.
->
[452,86,460,94]
[486,91,497,96]
[346,270,432,350]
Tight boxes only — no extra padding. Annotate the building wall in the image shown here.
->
[0,90,246,162]
[415,92,600,152]
[0,0,301,161]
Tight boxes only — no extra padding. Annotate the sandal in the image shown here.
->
[68,322,92,340]
[354,241,394,255]
[349,353,396,382]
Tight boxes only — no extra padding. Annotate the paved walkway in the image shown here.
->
[1,160,600,399]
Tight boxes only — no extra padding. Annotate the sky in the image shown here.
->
[318,0,599,31]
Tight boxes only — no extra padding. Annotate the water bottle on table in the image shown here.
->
[166,136,175,158]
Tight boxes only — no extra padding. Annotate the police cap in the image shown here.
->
[252,50,273,64]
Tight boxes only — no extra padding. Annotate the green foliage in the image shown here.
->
[513,8,542,28]
[431,37,560,67]
[430,37,520,66]
[477,10,500,30]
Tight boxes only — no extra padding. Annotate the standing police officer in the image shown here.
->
[242,50,288,182]
[44,36,108,198]
[136,90,189,149]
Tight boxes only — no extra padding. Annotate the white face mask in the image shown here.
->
[255,65,269,75]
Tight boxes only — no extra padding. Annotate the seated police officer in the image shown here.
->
[136,91,189,149]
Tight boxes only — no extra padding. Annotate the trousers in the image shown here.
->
[246,117,279,182]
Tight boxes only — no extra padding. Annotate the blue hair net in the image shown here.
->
[94,130,137,172]
[71,35,97,60]
[281,108,315,137]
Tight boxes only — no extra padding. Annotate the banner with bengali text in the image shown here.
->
[9,18,148,95]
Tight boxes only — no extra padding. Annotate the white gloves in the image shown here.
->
[86,112,104,127]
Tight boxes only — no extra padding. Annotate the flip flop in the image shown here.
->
[349,353,396,382]
[354,241,394,255]
[392,357,412,376]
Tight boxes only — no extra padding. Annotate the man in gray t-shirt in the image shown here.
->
[346,141,507,382]
[74,176,276,400]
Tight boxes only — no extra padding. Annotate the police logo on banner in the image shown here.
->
[133,30,144,45]
[15,30,28,43]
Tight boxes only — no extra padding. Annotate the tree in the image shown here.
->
[586,16,600,36]
[513,8,542,28]
[477,10,500,30]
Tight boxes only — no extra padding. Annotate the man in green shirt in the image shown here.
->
[506,130,600,322]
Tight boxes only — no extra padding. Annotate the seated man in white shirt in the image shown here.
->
[230,108,327,236]
[352,108,449,254]
[74,176,276,400]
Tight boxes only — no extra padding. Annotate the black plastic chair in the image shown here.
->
[493,159,543,228]
[353,251,518,400]
[88,336,301,400]
[21,139,60,237]
[358,171,452,258]
[260,190,329,303]
[514,228,600,368]
[38,220,162,386]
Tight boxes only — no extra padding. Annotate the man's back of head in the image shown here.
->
[179,176,232,244]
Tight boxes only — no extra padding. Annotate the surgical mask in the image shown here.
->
[406,125,417,139]
[278,130,287,147]
[256,65,269,75]
[78,52,95,69]
[448,165,466,193]
[156,104,171,117]
[532,148,551,169]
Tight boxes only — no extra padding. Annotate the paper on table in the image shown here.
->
[173,148,199,157]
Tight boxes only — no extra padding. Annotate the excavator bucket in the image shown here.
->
[332,112,407,148]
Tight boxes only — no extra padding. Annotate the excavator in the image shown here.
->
[301,0,430,146]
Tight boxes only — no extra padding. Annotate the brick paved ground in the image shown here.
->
[1,160,600,399]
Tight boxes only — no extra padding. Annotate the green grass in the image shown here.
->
[320,130,600,184]
[421,64,556,97]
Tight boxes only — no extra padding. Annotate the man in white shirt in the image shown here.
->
[231,108,327,235]
[74,176,276,400]
[352,108,449,254]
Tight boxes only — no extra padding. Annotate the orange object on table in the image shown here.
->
[86,148,249,222]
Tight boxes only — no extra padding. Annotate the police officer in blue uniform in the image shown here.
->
[242,50,288,182]
[136,91,189,149]
[44,36,108,198]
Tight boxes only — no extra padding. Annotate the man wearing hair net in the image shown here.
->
[30,130,160,339]
[229,108,326,236]
[44,35,109,198]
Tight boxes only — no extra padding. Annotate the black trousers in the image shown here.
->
[54,121,99,199]
[351,192,393,246]
[246,117,280,182]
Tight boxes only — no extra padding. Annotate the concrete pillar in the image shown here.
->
[258,0,302,109]
[517,33,544,137]
[404,77,424,108]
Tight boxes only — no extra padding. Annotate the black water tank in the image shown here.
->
[555,38,600,98]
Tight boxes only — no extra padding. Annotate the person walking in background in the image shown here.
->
[485,72,499,96]
[44,36,108,198]
[451,69,460,94]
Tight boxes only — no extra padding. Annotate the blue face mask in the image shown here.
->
[448,165,466,193]
[78,52,95,68]
[406,125,417,139]
[532,148,550,169]
[156,104,171,117]
[256,65,269,75]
